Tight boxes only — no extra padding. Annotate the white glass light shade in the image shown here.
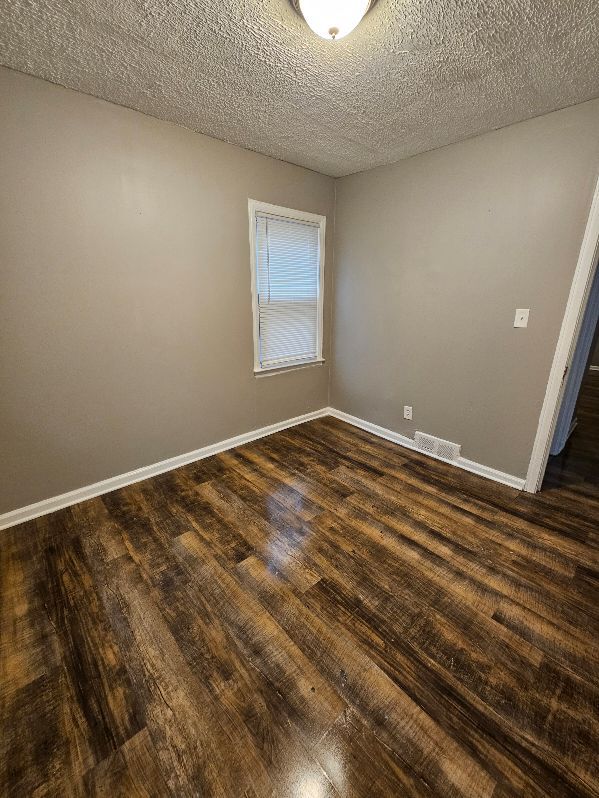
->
[298,0,370,40]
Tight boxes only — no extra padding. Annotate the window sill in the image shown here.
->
[254,358,325,378]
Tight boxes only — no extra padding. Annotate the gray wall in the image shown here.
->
[331,99,599,478]
[0,68,335,513]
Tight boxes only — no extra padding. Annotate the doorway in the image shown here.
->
[525,175,599,492]
[543,276,599,490]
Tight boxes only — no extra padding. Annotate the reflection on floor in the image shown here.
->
[1,413,598,797]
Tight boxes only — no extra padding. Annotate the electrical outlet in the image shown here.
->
[404,406,412,420]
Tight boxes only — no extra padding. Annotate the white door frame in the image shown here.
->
[525,173,599,492]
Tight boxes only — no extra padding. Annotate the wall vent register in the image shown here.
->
[248,200,325,373]
[414,431,461,462]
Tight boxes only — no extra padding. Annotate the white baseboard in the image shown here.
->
[590,365,599,372]
[0,408,329,531]
[0,404,526,532]
[327,408,526,490]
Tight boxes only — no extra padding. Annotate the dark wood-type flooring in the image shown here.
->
[2,376,598,797]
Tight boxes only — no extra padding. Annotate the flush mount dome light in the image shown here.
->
[292,0,376,40]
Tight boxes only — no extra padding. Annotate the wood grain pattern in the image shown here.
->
[1,373,598,796]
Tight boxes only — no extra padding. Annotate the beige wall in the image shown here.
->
[0,67,335,513]
[331,100,599,478]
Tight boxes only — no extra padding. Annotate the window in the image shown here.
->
[248,199,325,373]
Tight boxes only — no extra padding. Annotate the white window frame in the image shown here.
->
[248,199,326,374]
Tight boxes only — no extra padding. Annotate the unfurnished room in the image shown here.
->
[1,1,599,796]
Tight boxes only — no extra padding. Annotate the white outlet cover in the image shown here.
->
[404,406,413,420]
[514,308,530,328]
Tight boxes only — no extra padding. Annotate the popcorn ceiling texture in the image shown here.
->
[1,0,598,176]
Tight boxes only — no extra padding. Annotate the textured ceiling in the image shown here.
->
[1,0,598,176]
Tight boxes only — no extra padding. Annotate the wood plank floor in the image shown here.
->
[2,378,598,797]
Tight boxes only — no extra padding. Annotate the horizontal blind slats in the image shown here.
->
[255,212,320,368]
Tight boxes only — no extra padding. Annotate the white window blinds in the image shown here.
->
[251,204,324,371]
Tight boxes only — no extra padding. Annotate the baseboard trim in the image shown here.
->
[327,408,526,491]
[1,404,527,531]
[0,408,329,531]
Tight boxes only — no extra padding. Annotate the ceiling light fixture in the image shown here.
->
[292,0,376,41]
